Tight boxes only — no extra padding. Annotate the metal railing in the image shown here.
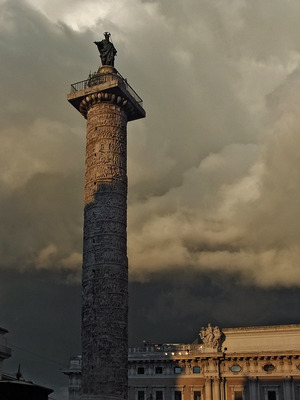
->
[128,344,203,354]
[70,70,143,107]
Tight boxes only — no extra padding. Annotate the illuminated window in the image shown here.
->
[175,391,182,400]
[174,367,182,374]
[137,367,145,374]
[194,391,201,400]
[193,366,201,373]
[155,367,163,374]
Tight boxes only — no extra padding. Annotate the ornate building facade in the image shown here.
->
[64,324,300,400]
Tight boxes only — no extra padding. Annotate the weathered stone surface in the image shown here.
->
[81,99,128,400]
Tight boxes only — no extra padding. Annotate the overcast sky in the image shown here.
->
[1,0,300,398]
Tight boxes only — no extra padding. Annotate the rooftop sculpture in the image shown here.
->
[94,32,117,67]
[200,323,223,351]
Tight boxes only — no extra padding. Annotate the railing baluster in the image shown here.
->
[70,71,143,106]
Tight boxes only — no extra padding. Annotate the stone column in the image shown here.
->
[81,99,128,400]
[205,378,212,400]
[220,378,225,400]
[249,378,258,400]
[283,377,292,399]
[68,64,145,400]
[212,378,220,400]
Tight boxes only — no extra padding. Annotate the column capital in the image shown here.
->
[68,68,145,122]
[79,91,130,119]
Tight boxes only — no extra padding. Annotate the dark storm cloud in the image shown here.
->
[125,0,300,287]
[0,0,89,277]
[0,0,92,124]
[129,269,300,345]
[0,172,83,278]
[2,0,300,286]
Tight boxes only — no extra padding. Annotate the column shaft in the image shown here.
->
[205,379,212,400]
[81,101,128,400]
[283,378,292,399]
[250,378,259,400]
[212,378,220,400]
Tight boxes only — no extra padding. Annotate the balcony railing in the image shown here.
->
[128,343,203,355]
[70,71,143,107]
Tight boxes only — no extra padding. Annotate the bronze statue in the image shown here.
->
[94,32,117,67]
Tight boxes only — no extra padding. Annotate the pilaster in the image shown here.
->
[283,377,292,399]
[249,378,258,400]
[205,378,212,400]
[212,377,220,400]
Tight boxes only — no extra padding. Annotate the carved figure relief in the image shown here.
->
[200,323,223,351]
[80,94,130,398]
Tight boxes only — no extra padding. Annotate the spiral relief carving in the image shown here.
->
[81,95,129,400]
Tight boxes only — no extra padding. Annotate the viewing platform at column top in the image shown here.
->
[67,66,146,122]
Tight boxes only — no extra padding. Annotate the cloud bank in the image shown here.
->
[1,0,300,289]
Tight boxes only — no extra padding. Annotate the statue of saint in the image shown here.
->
[94,32,117,67]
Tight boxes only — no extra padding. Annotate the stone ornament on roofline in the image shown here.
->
[199,323,223,352]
